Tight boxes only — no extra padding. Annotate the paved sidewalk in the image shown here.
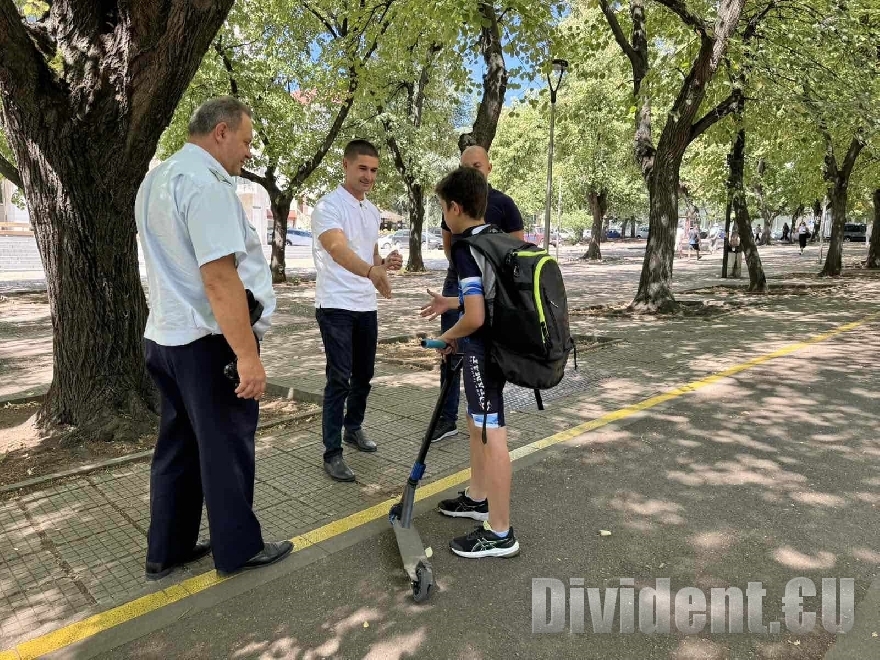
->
[1,244,873,651]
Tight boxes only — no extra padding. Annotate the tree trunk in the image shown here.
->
[821,182,848,276]
[583,190,606,261]
[632,164,680,312]
[0,1,235,441]
[405,183,426,272]
[819,133,864,276]
[630,217,636,238]
[457,3,507,151]
[867,189,880,269]
[599,0,747,312]
[620,217,629,238]
[728,129,766,292]
[26,152,157,440]
[269,193,293,284]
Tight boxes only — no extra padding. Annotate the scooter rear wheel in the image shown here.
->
[412,561,433,602]
[389,502,402,522]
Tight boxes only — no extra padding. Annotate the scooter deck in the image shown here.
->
[390,518,429,579]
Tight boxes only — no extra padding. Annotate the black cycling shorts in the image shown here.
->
[462,351,506,429]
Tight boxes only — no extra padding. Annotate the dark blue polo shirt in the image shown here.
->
[441,185,523,235]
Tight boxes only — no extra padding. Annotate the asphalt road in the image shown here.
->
[63,321,880,660]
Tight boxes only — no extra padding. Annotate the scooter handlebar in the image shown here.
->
[420,339,447,350]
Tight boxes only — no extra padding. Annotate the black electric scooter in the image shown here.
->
[388,338,463,602]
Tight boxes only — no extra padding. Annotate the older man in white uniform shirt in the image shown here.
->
[135,96,292,579]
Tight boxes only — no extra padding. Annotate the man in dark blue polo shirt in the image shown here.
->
[431,146,523,442]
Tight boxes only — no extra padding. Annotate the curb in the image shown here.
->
[0,386,49,406]
[0,394,322,495]
[2,381,325,408]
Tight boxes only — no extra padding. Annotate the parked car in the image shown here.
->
[606,229,621,239]
[424,231,442,250]
[379,229,441,251]
[843,223,867,242]
[636,226,650,239]
[524,231,560,247]
[285,228,312,246]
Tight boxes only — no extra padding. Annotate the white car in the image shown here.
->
[285,228,312,246]
[636,226,650,239]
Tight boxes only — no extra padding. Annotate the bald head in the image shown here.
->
[460,146,492,177]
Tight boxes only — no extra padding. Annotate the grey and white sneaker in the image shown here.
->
[430,418,459,443]
[438,490,488,521]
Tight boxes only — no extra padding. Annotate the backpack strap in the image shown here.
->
[534,389,544,411]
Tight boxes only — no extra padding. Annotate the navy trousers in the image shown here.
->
[144,335,264,574]
[315,308,378,461]
[440,268,462,422]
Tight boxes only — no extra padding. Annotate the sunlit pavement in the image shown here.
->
[74,284,880,659]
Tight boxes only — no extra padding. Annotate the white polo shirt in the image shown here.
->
[311,185,380,312]
[135,143,276,346]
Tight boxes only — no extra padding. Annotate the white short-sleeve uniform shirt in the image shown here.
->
[311,185,381,312]
[135,143,276,346]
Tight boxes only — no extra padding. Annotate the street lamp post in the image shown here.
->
[543,58,568,252]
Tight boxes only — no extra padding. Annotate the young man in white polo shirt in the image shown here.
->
[312,140,403,481]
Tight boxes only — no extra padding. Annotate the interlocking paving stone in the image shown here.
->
[0,503,42,563]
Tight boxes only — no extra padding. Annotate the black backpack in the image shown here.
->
[461,226,576,420]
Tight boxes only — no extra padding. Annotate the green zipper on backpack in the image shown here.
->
[533,255,556,332]
[511,248,555,344]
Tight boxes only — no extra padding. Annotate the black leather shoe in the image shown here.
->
[324,454,355,482]
[145,541,212,581]
[216,540,293,578]
[343,428,377,452]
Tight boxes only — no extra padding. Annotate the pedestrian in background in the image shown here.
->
[798,220,809,255]
[730,227,742,278]
[688,224,702,260]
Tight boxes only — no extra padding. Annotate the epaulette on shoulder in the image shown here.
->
[208,168,232,186]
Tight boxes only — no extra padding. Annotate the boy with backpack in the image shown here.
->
[429,166,520,558]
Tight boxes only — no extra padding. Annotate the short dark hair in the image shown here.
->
[188,96,252,135]
[344,139,379,160]
[434,166,488,220]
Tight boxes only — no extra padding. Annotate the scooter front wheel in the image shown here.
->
[412,561,433,602]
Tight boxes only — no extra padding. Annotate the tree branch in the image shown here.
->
[597,0,638,67]
[412,43,442,129]
[240,166,278,196]
[0,151,22,188]
[743,0,778,40]
[214,38,239,96]
[709,0,746,72]
[841,129,866,181]
[290,69,357,190]
[458,1,508,151]
[0,0,62,106]
[302,0,338,37]
[689,91,739,143]
[378,106,414,187]
[653,0,708,35]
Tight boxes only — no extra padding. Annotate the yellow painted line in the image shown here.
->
[4,312,877,659]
